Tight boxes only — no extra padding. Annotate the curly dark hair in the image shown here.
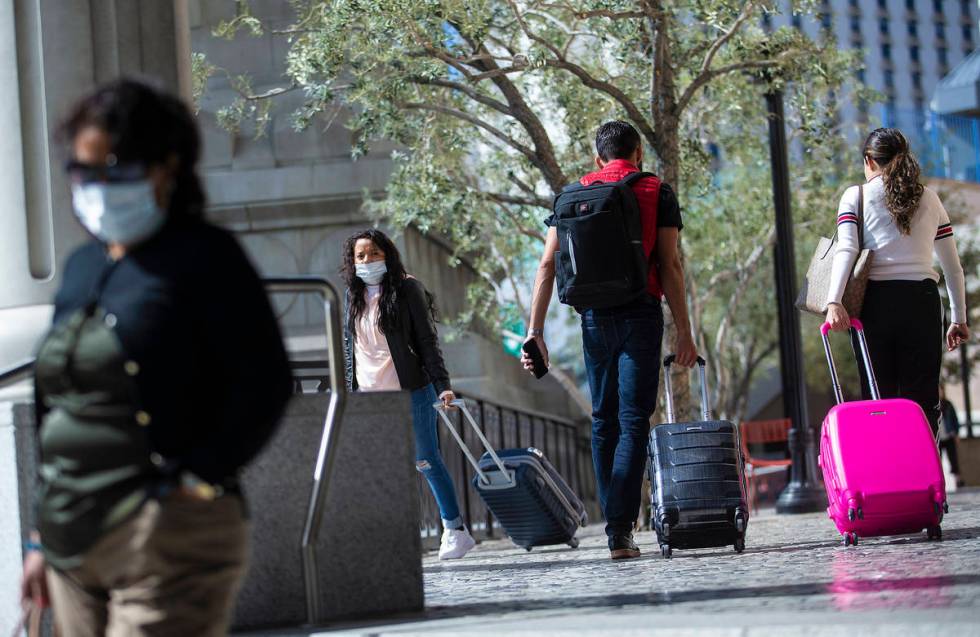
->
[341,229,438,339]
[59,78,206,219]
[863,128,924,235]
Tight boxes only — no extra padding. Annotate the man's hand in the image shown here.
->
[674,332,698,368]
[521,335,550,375]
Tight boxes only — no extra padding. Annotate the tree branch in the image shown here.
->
[503,0,658,149]
[486,192,551,210]
[691,3,757,93]
[678,58,783,113]
[409,76,512,114]
[401,102,542,167]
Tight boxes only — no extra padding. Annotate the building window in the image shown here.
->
[762,12,772,31]
[933,0,943,13]
[963,24,975,43]
[857,69,866,83]
[882,43,892,58]
[939,47,949,65]
[906,0,915,9]
[962,0,971,15]
[910,45,920,61]
[885,70,895,86]
[792,13,802,30]
[879,0,888,7]
[851,16,861,33]
[908,21,918,37]
[821,12,832,30]
[880,18,889,34]
[937,23,946,39]
[912,71,922,86]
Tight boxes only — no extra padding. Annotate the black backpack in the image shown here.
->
[552,172,655,310]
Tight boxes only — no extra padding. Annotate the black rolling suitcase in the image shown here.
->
[434,399,587,550]
[649,355,749,559]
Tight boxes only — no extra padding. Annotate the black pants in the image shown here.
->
[852,279,944,435]
[939,438,961,475]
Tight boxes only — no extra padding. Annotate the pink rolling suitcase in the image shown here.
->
[817,318,947,546]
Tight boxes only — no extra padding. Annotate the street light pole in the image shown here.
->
[764,88,826,514]
[961,343,975,438]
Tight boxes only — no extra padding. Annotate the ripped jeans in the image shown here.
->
[411,383,463,529]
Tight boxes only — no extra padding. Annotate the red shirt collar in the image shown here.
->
[600,159,639,171]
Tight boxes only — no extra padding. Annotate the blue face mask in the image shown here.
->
[355,261,387,285]
[71,180,166,246]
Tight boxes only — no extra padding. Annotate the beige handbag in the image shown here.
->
[796,184,874,317]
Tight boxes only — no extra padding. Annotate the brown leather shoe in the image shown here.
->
[609,534,641,560]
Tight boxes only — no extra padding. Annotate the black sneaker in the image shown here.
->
[609,534,641,560]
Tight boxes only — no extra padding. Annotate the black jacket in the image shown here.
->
[34,218,293,484]
[344,277,451,395]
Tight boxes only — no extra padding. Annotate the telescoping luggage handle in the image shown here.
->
[433,399,516,488]
[820,318,881,405]
[662,355,711,424]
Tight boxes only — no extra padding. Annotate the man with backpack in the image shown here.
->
[522,120,698,560]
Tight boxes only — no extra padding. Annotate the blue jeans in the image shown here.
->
[581,300,663,538]
[411,383,463,529]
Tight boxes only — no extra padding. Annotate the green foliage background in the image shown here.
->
[201,0,908,421]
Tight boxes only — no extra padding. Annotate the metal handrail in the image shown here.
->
[262,276,346,626]
[0,359,35,389]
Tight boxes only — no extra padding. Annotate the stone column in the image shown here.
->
[0,0,184,367]
[0,1,184,628]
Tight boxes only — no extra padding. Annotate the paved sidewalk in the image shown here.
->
[245,489,980,636]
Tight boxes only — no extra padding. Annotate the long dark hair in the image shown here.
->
[863,127,924,235]
[59,78,206,218]
[342,229,416,339]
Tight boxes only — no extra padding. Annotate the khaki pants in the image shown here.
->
[46,493,249,637]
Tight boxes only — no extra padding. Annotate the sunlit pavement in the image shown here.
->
[244,489,980,636]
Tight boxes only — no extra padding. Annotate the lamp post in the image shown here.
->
[764,87,826,514]
[961,342,975,438]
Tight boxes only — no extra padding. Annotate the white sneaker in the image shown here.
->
[438,528,476,560]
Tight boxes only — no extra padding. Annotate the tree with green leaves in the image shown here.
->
[206,0,868,422]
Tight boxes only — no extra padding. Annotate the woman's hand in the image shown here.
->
[439,390,456,409]
[826,302,851,332]
[947,323,970,351]
[20,548,49,611]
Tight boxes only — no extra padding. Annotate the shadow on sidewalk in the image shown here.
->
[424,573,980,615]
[424,526,980,573]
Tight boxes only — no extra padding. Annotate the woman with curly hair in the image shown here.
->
[340,229,475,559]
[826,128,969,434]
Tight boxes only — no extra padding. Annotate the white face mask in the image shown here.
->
[71,180,166,246]
[355,260,387,285]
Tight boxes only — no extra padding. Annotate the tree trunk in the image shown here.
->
[649,6,694,422]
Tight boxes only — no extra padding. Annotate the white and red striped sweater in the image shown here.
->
[826,175,967,324]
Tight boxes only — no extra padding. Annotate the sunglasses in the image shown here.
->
[64,159,148,184]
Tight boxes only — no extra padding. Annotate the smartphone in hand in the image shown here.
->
[522,339,549,379]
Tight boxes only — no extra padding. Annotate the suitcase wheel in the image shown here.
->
[927,525,942,541]
[733,537,745,554]
[525,546,533,552]
[567,538,579,549]
[660,544,672,559]
[847,507,857,522]
[856,507,864,520]
[943,501,950,515]
[843,532,858,547]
